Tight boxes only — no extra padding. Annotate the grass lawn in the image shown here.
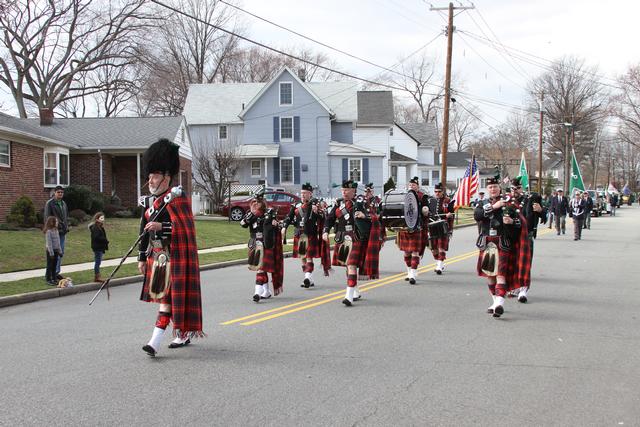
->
[0,246,294,298]
[0,219,294,274]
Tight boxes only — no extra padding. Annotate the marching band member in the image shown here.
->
[356,183,385,282]
[396,177,429,284]
[323,180,367,306]
[281,182,330,288]
[569,190,587,241]
[474,171,530,318]
[241,190,284,303]
[138,139,204,357]
[426,182,455,275]
[510,177,547,303]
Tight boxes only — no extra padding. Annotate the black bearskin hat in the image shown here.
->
[142,138,180,178]
[434,182,443,190]
[302,182,313,192]
[364,182,374,191]
[409,176,420,184]
[342,180,358,189]
[510,177,522,188]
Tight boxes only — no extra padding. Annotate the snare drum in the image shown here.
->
[428,219,449,240]
[381,190,420,231]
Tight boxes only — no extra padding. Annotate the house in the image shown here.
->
[184,67,395,198]
[0,112,192,222]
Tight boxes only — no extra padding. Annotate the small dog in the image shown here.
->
[57,278,74,288]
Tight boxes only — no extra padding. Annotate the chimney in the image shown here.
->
[297,68,306,82]
[39,108,54,126]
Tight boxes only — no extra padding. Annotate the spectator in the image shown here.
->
[43,186,68,279]
[89,212,109,283]
[43,216,62,286]
[611,193,618,216]
[546,191,556,229]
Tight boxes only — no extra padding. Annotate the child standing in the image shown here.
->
[44,216,61,286]
[89,212,109,283]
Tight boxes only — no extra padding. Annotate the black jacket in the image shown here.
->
[44,198,69,235]
[550,195,569,216]
[90,224,109,252]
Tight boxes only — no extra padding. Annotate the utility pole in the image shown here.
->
[430,2,474,190]
[537,92,544,193]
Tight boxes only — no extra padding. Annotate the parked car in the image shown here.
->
[222,191,300,221]
[586,190,605,217]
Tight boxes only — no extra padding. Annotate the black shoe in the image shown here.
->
[46,280,57,286]
[353,295,361,301]
[557,232,560,235]
[435,269,442,275]
[142,345,156,357]
[518,295,528,304]
[574,238,578,241]
[404,277,410,281]
[342,298,352,307]
[168,338,191,349]
[253,294,261,303]
[493,305,504,318]
[409,278,416,285]
[303,278,311,288]
[261,294,271,300]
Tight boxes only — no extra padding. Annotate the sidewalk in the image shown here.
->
[0,243,247,282]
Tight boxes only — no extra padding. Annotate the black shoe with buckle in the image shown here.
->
[342,298,352,307]
[409,278,416,285]
[142,345,156,357]
[492,305,504,318]
[253,294,261,303]
[168,339,191,349]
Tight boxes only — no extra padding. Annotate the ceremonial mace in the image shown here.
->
[89,186,182,305]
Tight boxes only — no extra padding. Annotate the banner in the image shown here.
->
[516,152,529,190]
[568,148,585,195]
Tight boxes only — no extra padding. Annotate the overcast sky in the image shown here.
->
[242,0,640,130]
[3,0,639,130]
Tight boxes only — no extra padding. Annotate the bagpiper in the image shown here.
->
[138,139,204,357]
[474,170,530,318]
[396,176,429,284]
[323,180,368,306]
[355,183,385,281]
[281,182,331,288]
[425,182,455,275]
[509,177,547,303]
[241,189,284,303]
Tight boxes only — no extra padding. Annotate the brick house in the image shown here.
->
[0,112,192,222]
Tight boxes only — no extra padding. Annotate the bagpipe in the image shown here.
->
[295,198,319,256]
[89,186,183,305]
[247,208,277,271]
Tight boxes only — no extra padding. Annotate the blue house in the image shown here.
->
[183,67,393,198]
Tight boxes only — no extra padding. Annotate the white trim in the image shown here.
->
[280,117,294,142]
[136,153,141,202]
[280,157,294,184]
[0,139,9,167]
[349,158,363,183]
[218,124,228,140]
[250,159,261,178]
[279,81,293,106]
[43,148,70,187]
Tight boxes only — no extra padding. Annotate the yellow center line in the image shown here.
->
[220,250,478,326]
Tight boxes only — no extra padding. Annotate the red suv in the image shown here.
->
[222,191,300,221]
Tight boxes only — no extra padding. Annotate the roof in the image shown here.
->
[0,114,184,150]
[183,69,361,125]
[238,144,279,158]
[389,150,416,162]
[357,91,394,125]
[435,151,473,167]
[396,122,439,147]
[327,142,386,157]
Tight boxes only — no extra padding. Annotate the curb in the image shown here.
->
[0,222,475,309]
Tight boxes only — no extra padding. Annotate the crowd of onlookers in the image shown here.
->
[43,186,108,286]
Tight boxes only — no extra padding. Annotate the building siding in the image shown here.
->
[331,122,353,144]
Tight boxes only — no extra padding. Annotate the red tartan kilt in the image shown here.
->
[256,245,279,274]
[292,233,321,258]
[140,255,172,304]
[476,236,515,278]
[397,229,422,253]
[332,236,365,267]
[430,235,450,252]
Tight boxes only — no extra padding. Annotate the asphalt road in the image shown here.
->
[2,207,639,426]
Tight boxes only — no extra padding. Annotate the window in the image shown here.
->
[280,117,293,142]
[349,158,362,182]
[279,82,292,105]
[264,193,276,202]
[389,127,393,136]
[280,157,294,184]
[251,160,261,177]
[391,166,398,183]
[422,177,429,186]
[219,125,228,140]
[44,150,69,187]
[432,170,440,183]
[0,140,9,167]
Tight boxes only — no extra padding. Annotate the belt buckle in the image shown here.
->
[256,232,263,239]
[489,229,497,237]
[345,225,353,231]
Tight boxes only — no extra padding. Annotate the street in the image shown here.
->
[1,207,639,426]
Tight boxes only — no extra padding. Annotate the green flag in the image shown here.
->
[569,148,585,195]
[516,152,529,190]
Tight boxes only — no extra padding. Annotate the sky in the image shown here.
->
[239,0,640,131]
[3,0,640,132]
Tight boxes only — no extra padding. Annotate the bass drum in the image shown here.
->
[381,190,420,231]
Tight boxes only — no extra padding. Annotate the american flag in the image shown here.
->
[453,155,479,210]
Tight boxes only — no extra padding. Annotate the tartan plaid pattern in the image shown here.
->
[140,191,203,338]
[361,210,383,280]
[331,233,365,267]
[397,229,422,253]
[292,232,321,259]
[318,216,332,276]
[256,225,284,296]
[513,213,532,290]
[476,235,516,279]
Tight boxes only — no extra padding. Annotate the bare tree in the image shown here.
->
[0,0,151,118]
[192,138,241,212]
[450,103,481,152]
